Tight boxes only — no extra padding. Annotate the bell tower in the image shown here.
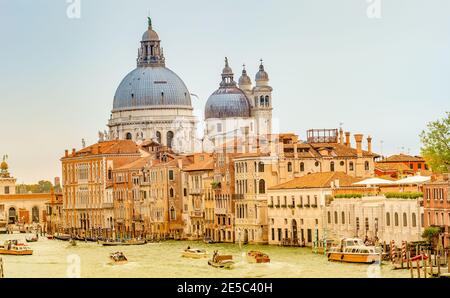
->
[252,59,273,136]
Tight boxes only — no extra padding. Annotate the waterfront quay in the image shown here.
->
[0,234,410,278]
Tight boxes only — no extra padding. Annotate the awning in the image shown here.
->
[393,175,431,185]
[352,178,394,186]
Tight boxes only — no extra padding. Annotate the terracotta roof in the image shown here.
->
[269,172,362,190]
[382,154,425,162]
[69,140,140,157]
[116,156,152,171]
[375,162,411,172]
[183,158,214,172]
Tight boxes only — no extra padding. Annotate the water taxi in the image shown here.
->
[208,251,234,269]
[247,251,270,263]
[109,252,128,265]
[182,248,208,259]
[0,240,33,256]
[327,238,380,264]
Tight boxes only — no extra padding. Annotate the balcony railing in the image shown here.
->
[190,211,204,218]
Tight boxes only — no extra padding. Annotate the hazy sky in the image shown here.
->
[0,0,449,183]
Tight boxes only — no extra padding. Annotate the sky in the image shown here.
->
[0,0,449,183]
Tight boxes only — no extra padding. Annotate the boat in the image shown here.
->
[411,254,428,262]
[99,239,146,246]
[182,248,208,259]
[26,236,39,243]
[208,252,234,269]
[47,235,54,240]
[0,240,33,256]
[54,234,71,241]
[109,252,128,265]
[247,251,270,263]
[203,237,214,244]
[327,238,381,264]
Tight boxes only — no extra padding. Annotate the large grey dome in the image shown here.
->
[113,66,192,111]
[205,87,251,119]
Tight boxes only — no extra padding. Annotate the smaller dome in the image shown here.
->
[142,29,159,41]
[205,87,251,119]
[0,161,7,171]
[238,67,252,86]
[255,62,269,81]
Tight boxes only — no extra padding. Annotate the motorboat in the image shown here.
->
[208,252,234,269]
[109,251,128,265]
[182,248,208,259]
[247,251,270,263]
[327,238,381,264]
[0,240,33,255]
[100,239,146,246]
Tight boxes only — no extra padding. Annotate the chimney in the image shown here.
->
[339,128,344,144]
[345,132,351,147]
[72,148,76,157]
[354,134,363,157]
[367,136,372,154]
[65,150,69,158]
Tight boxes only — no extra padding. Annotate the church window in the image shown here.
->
[156,131,161,143]
[126,132,132,140]
[300,162,305,172]
[259,179,266,194]
[265,95,270,107]
[167,131,174,148]
[365,161,370,171]
[349,162,354,171]
[330,162,335,172]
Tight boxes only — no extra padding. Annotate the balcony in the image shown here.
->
[297,204,303,208]
[190,211,204,218]
[232,194,244,200]
[102,202,114,209]
[304,204,310,208]
[189,188,204,195]
[288,205,295,209]
[281,205,287,208]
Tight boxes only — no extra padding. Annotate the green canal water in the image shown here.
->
[0,233,411,278]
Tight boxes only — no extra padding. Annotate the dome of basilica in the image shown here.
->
[113,66,192,111]
[204,58,251,120]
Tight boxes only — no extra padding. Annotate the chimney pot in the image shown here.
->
[65,150,69,157]
[72,148,76,156]
[367,136,372,154]
[345,132,351,147]
[354,134,363,157]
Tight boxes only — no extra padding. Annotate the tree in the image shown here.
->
[420,112,450,173]
[422,226,440,248]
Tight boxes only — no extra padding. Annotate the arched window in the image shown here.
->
[341,212,345,224]
[169,188,174,198]
[125,132,132,140]
[300,162,305,172]
[386,212,390,226]
[264,95,270,107]
[260,95,264,106]
[365,161,369,171]
[412,213,417,227]
[327,211,331,224]
[394,213,399,226]
[156,131,161,143]
[258,162,264,173]
[259,179,266,194]
[403,213,407,227]
[170,207,176,220]
[287,162,292,172]
[108,168,112,180]
[167,131,174,148]
[330,162,335,172]
[8,207,16,224]
[334,211,338,224]
[32,206,39,223]
[349,162,354,171]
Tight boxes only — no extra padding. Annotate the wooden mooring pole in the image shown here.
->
[416,259,421,278]
[0,257,4,278]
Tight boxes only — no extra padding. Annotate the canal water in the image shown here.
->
[0,234,410,278]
